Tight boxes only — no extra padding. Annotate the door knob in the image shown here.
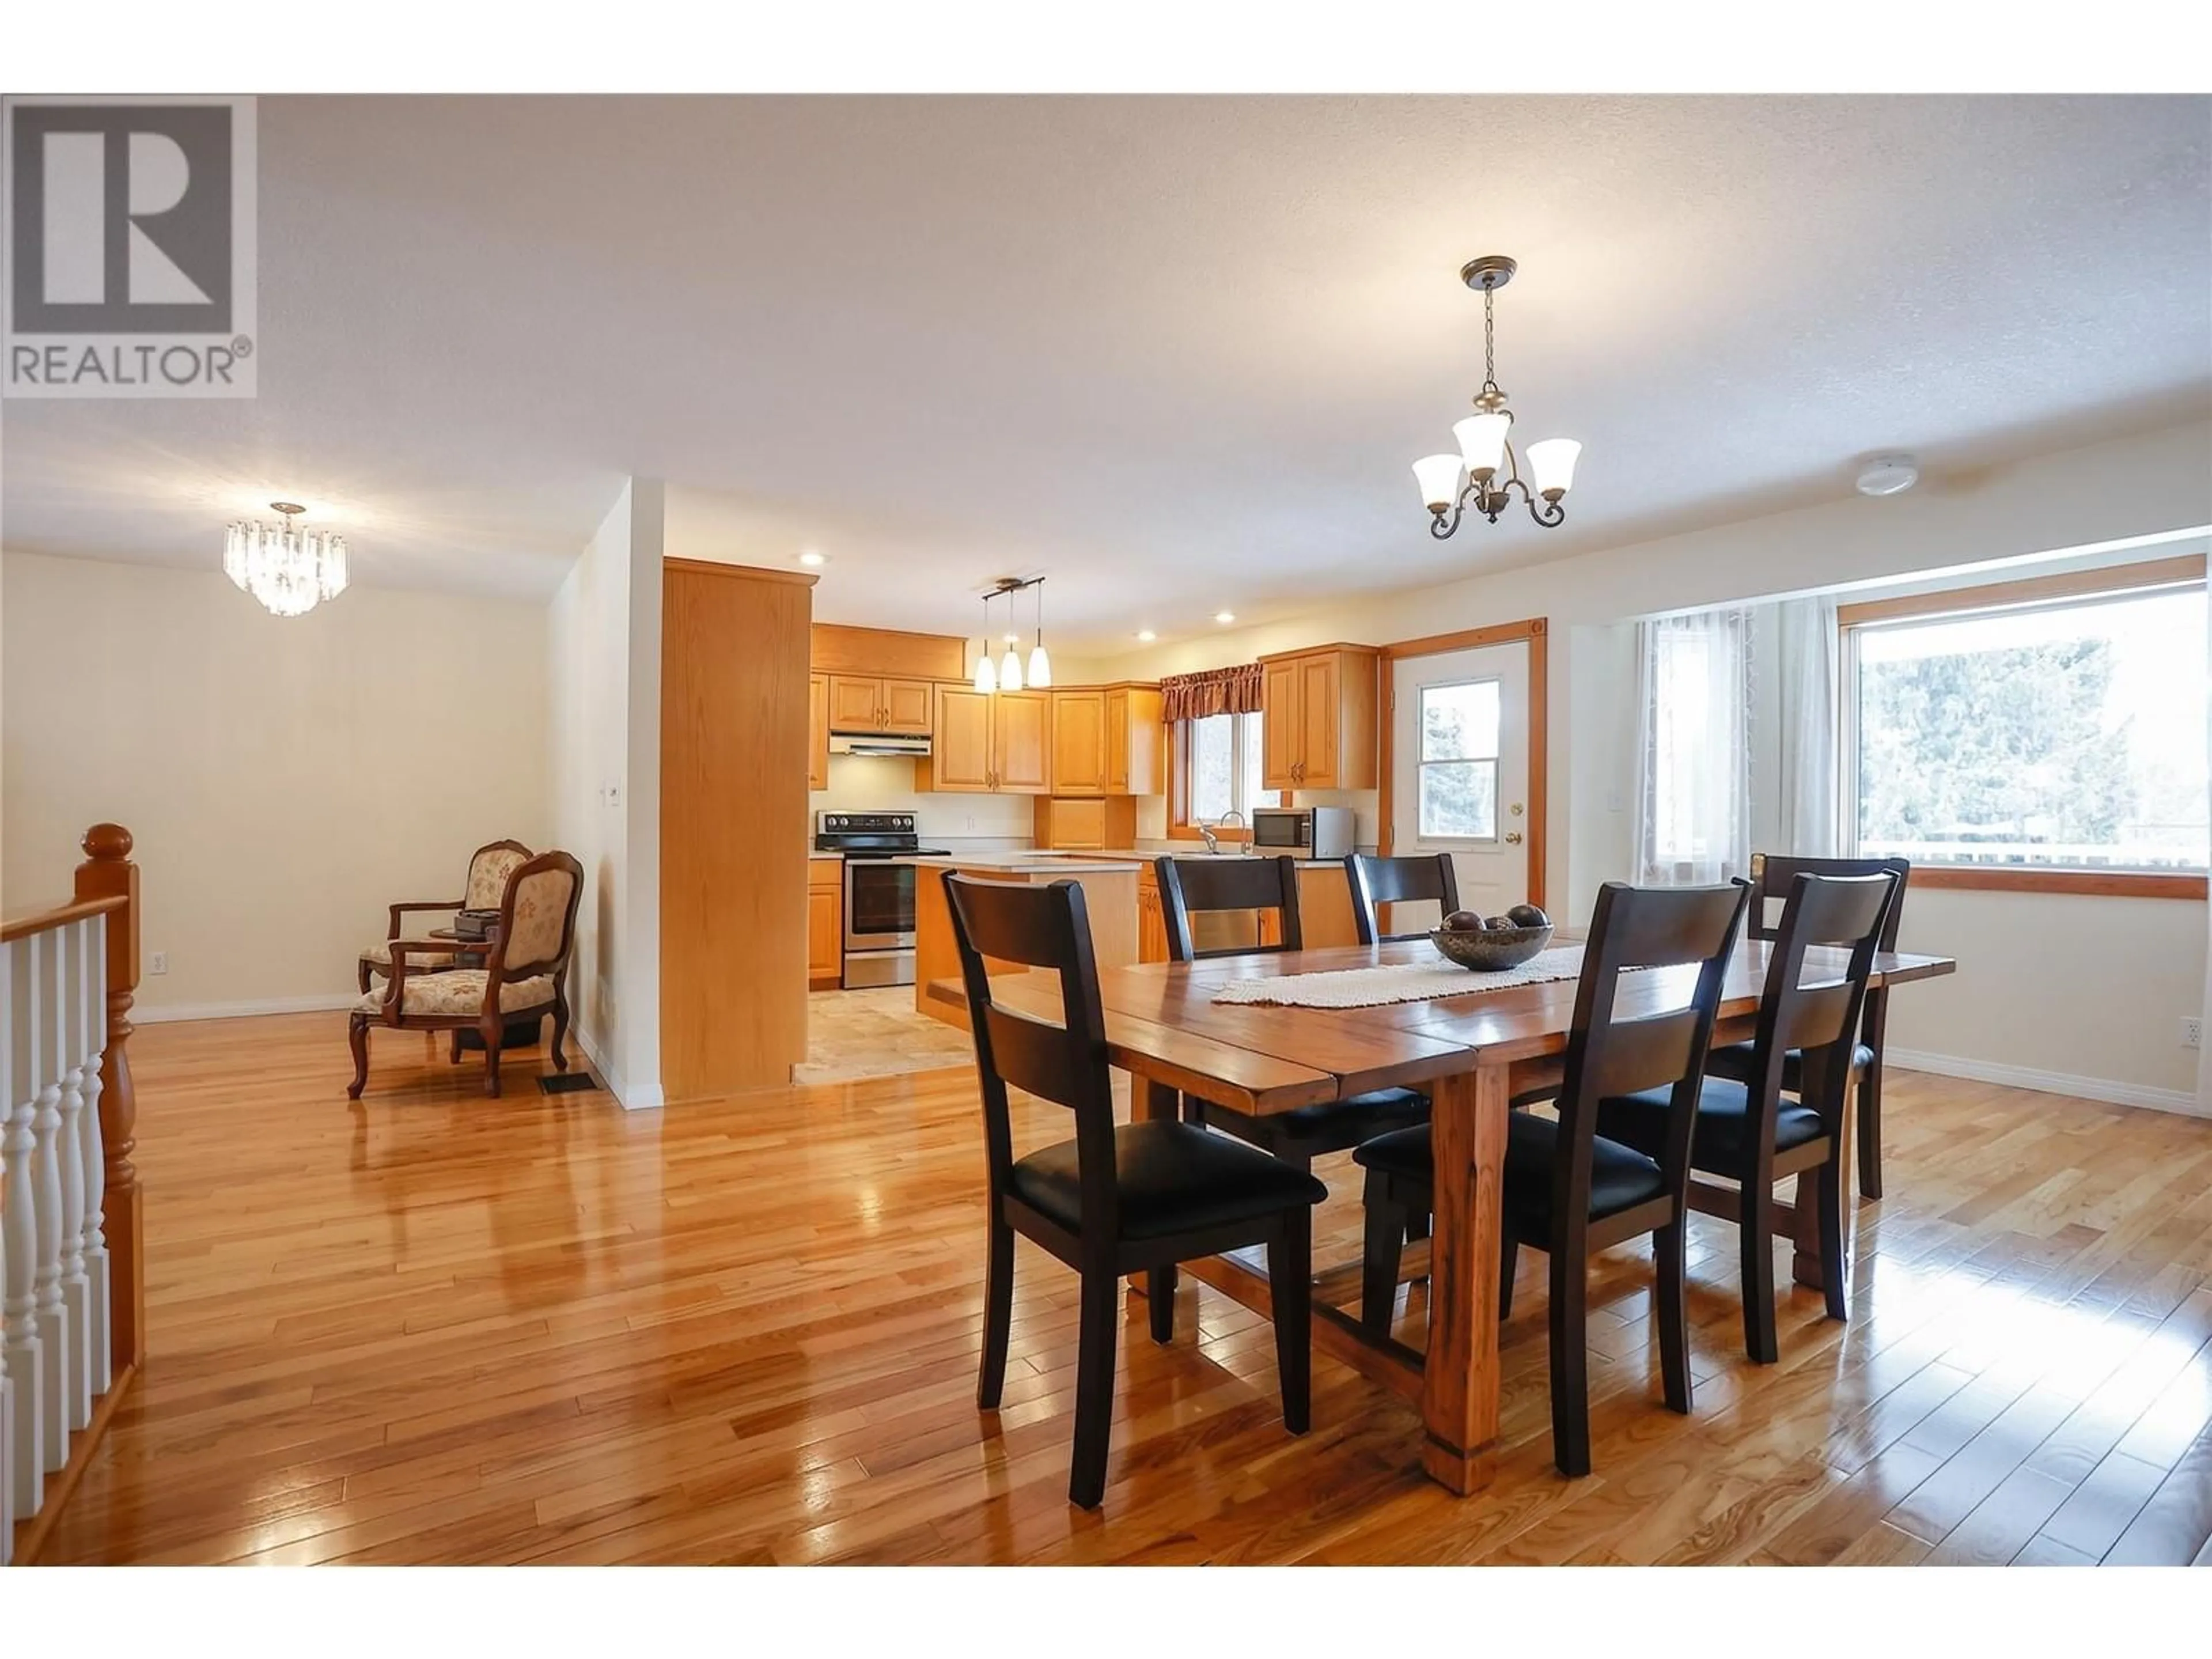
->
[1505,831,1524,844]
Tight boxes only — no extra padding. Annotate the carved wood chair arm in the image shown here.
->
[387,898,466,938]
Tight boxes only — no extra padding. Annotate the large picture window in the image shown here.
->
[1843,567,2207,888]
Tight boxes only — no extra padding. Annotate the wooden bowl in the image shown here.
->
[1427,923,1554,972]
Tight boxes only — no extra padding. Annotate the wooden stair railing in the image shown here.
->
[2,823,146,1566]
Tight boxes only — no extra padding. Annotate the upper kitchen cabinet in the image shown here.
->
[1051,683,1163,797]
[1260,644,1379,790]
[827,673,935,735]
[930,686,1052,794]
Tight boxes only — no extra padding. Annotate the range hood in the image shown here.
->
[830,732,931,758]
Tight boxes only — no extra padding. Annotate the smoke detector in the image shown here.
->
[1855,454,1920,497]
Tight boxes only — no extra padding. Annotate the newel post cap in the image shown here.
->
[83,822,134,861]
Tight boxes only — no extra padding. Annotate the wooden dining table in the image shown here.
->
[929,933,1956,1497]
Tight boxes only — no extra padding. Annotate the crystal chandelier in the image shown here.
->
[223,501,349,618]
[1412,256,1582,537]
[971,576,1051,694]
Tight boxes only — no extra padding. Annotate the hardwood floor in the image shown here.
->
[26,1011,2212,1565]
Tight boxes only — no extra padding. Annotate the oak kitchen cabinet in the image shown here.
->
[807,857,843,988]
[1260,644,1380,791]
[930,686,1052,794]
[808,673,831,791]
[1051,683,1165,797]
[825,673,935,735]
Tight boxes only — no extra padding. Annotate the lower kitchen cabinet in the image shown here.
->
[808,858,843,989]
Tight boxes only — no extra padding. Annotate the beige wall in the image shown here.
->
[547,482,664,1108]
[1083,419,2212,1109]
[1,549,548,1018]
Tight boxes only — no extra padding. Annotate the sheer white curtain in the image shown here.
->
[1636,607,1755,885]
[1776,595,1840,857]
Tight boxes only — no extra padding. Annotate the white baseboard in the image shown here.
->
[135,992,359,1024]
[1887,1047,2206,1119]
[567,1026,662,1112]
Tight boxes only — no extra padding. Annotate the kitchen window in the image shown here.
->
[1840,559,2208,896]
[1173,710,1278,835]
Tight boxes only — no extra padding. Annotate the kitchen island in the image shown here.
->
[910,855,1141,1028]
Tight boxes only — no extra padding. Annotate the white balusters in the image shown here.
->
[3,930,46,1520]
[31,925,71,1472]
[78,915,112,1397]
[2,935,16,1563]
[58,921,94,1432]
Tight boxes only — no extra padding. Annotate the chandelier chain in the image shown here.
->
[1483,286,1497,392]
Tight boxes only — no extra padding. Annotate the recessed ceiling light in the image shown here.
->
[1214,611,1236,625]
[797,550,827,567]
[1136,629,1157,642]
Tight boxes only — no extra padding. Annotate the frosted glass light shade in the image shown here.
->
[1453,412,1512,478]
[1412,453,1465,513]
[1027,644,1052,688]
[974,647,997,693]
[1527,438,1582,498]
[999,646,1024,692]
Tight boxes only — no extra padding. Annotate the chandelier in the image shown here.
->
[223,501,349,618]
[1412,256,1582,538]
[972,576,1051,694]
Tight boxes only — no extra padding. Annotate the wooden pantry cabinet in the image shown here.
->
[1260,644,1380,791]
[929,686,1052,794]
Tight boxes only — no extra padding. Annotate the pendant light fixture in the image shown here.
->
[1026,578,1052,688]
[1412,256,1582,537]
[973,588,998,693]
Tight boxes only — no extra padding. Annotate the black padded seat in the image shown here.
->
[1703,1040,1874,1092]
[1354,1112,1666,1238]
[1012,1120,1328,1242]
[1597,1077,1825,1173]
[1275,1086,1429,1145]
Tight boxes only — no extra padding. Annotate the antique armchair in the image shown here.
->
[357,839,532,990]
[347,850,583,1100]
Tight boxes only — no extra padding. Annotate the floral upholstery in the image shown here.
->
[358,939,459,976]
[355,969,556,1020]
[503,868,575,967]
[465,845,532,910]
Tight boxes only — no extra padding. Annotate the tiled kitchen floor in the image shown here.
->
[794,984,975,1085]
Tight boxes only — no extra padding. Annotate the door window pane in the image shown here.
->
[1417,680,1501,840]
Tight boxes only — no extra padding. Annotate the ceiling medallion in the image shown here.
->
[1412,256,1582,538]
[972,576,1051,694]
[223,501,349,618]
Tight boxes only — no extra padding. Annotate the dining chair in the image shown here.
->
[1598,869,1895,1363]
[1344,851,1461,944]
[1353,878,1751,1477]
[944,871,1327,1509]
[1154,854,1430,1168]
[1702,854,1910,1199]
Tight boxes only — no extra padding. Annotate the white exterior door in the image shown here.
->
[1390,642,1532,923]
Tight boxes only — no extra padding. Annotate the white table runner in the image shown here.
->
[1211,945,1589,1009]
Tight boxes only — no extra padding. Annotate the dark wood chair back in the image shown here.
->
[1747,854,1909,945]
[1554,880,1751,1219]
[1748,870,1896,1124]
[1344,853,1462,945]
[1154,855,1303,963]
[942,873,1121,1228]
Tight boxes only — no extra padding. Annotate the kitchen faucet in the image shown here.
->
[1199,808,1247,855]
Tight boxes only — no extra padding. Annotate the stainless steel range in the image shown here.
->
[814,812,950,988]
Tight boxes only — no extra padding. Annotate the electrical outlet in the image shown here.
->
[2183,1017,2202,1051]
[964,814,977,831]
[148,951,168,975]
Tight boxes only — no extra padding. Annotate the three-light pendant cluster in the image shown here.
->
[973,575,1051,693]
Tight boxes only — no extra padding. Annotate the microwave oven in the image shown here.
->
[1249,805,1356,860]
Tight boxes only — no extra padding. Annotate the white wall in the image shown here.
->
[547,480,664,1107]
[1083,419,2212,1107]
[1,550,548,1018]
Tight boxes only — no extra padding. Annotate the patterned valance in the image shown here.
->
[1160,662,1264,723]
